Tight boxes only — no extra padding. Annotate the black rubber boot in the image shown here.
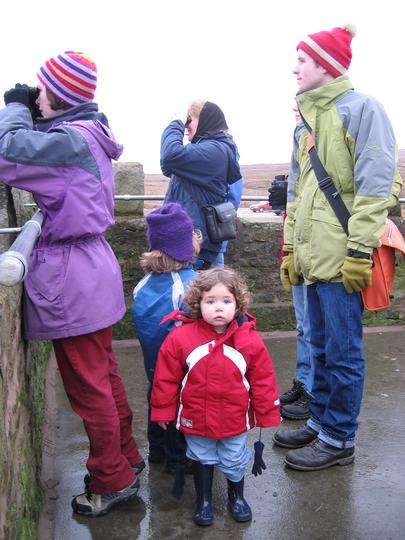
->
[192,461,214,526]
[227,477,252,522]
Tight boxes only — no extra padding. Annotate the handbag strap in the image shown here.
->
[299,111,351,236]
[177,177,226,209]
[177,177,204,209]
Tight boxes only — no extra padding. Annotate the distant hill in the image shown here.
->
[144,150,405,210]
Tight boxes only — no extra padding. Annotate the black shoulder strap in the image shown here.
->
[299,110,351,236]
[177,177,204,209]
[177,177,227,209]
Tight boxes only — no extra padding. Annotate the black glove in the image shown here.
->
[251,440,267,477]
[268,174,288,211]
[4,84,42,121]
[4,83,31,107]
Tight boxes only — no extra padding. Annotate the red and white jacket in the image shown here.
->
[151,310,281,439]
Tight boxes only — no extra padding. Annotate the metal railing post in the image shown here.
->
[0,210,43,286]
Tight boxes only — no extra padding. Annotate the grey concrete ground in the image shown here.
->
[39,327,405,540]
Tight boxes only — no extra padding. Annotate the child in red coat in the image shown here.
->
[151,267,280,526]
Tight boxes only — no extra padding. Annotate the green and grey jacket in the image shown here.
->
[284,76,403,283]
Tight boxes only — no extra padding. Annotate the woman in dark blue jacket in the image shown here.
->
[161,100,241,268]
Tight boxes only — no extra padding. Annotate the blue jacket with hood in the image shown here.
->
[161,120,241,263]
[131,265,197,382]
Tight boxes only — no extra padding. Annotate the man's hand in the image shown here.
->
[280,244,301,292]
[157,421,170,430]
[341,253,373,293]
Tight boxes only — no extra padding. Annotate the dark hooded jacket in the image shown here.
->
[161,119,241,263]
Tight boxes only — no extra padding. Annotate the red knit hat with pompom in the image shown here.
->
[297,24,356,78]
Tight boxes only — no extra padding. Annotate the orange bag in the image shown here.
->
[361,219,405,311]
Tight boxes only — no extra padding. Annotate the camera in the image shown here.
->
[28,86,39,102]
[268,174,288,212]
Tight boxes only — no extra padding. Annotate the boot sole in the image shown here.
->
[194,518,214,526]
[284,454,355,471]
[280,413,310,420]
[72,490,139,517]
[72,481,140,517]
[272,435,315,449]
[228,503,252,522]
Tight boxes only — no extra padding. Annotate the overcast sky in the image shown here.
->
[2,0,403,173]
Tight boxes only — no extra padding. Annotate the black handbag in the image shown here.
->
[204,201,237,243]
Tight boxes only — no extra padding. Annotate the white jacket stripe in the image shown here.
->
[176,342,251,431]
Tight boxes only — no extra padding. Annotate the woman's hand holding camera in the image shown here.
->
[4,83,41,120]
[4,83,31,107]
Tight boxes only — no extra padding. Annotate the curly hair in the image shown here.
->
[185,267,250,319]
[140,235,200,274]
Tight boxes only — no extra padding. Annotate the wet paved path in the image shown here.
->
[39,327,405,540]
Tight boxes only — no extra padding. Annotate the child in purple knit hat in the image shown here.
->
[132,202,201,494]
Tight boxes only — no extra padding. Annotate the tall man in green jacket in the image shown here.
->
[273,24,403,470]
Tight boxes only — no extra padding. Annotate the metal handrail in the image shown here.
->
[20,194,405,206]
[0,210,43,286]
[19,194,270,209]
[0,194,269,236]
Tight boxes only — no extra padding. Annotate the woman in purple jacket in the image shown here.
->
[0,51,143,517]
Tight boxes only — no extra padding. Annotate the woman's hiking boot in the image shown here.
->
[72,477,140,517]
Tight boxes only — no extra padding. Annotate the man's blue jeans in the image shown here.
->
[306,282,364,449]
[292,283,313,392]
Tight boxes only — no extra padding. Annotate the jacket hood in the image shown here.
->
[36,102,123,161]
[160,309,258,354]
[69,119,124,161]
[296,76,354,120]
[160,309,256,331]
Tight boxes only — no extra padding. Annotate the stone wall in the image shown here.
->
[0,184,51,540]
[109,165,405,339]
[107,164,296,339]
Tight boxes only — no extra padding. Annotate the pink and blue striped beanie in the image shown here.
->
[37,51,97,106]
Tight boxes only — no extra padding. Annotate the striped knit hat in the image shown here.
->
[37,51,97,106]
[297,24,356,78]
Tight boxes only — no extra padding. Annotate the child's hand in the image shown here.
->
[158,421,170,430]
